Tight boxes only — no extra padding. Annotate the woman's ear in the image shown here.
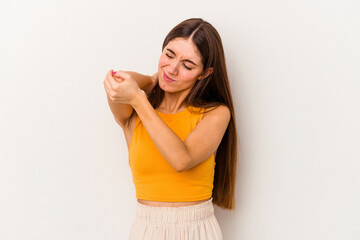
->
[197,67,214,80]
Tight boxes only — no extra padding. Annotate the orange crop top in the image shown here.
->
[128,105,215,202]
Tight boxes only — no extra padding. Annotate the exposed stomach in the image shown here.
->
[137,198,211,207]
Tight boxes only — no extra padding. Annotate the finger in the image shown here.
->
[112,69,119,77]
[113,70,131,80]
[109,70,126,84]
[105,71,125,95]
[106,70,119,88]
[103,78,113,95]
[104,73,118,93]
[108,69,115,77]
[107,69,116,80]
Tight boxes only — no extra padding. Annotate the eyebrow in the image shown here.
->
[166,48,198,66]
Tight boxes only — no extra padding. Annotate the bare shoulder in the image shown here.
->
[197,105,231,132]
[202,105,231,121]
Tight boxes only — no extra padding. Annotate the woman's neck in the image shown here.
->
[158,91,189,114]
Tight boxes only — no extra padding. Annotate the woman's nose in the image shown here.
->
[167,60,179,75]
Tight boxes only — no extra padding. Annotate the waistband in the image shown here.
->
[135,198,214,225]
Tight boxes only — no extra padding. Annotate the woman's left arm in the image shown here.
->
[132,91,231,172]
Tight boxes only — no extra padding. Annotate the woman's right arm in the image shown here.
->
[105,71,157,129]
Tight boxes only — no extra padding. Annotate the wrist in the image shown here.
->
[131,89,147,109]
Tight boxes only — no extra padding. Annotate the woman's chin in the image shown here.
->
[159,80,170,92]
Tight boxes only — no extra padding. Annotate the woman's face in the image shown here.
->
[158,37,205,93]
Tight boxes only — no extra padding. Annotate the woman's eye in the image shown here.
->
[165,53,191,70]
[183,64,192,70]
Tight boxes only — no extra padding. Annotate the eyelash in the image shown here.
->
[165,53,192,70]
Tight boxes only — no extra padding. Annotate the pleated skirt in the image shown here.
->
[129,197,223,240]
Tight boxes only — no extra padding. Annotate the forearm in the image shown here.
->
[131,92,190,172]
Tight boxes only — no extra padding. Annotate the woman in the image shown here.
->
[104,18,237,240]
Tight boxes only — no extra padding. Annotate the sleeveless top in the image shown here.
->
[128,105,216,202]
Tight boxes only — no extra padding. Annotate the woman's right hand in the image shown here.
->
[104,70,143,106]
[111,70,158,96]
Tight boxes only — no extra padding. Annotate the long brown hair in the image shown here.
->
[148,18,238,210]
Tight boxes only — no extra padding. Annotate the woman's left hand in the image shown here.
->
[103,69,144,106]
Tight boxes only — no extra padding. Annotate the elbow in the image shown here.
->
[173,157,190,173]
[174,166,185,173]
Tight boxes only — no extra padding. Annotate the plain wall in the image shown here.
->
[1,0,359,239]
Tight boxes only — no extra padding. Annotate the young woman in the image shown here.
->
[104,18,237,240]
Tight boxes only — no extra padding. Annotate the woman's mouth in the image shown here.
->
[163,72,175,82]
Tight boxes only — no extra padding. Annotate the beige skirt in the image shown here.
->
[129,197,223,240]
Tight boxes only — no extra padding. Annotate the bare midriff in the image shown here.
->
[137,198,211,207]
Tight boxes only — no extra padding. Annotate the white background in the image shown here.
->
[1,0,359,239]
